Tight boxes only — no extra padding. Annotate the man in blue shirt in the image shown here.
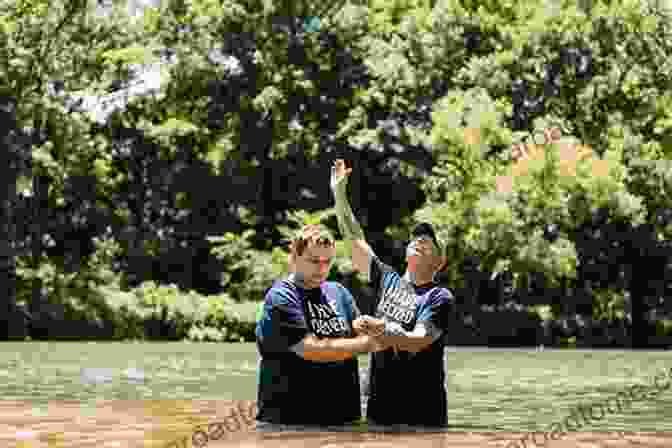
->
[331,159,454,428]
[255,224,387,428]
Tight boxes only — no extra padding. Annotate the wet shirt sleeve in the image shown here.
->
[368,255,400,301]
[416,287,454,332]
[257,284,309,354]
[338,283,361,322]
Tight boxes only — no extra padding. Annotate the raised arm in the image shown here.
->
[330,159,374,279]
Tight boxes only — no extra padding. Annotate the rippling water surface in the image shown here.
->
[0,343,670,447]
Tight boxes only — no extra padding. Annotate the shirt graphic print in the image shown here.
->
[374,275,418,331]
[305,296,349,337]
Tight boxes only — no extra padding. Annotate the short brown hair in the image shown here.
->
[290,224,335,256]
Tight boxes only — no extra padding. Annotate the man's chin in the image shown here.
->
[306,278,325,288]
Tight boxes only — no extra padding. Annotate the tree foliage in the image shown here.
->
[1,0,671,346]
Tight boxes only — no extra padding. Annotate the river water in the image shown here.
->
[0,343,670,447]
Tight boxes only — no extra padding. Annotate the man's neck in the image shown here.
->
[403,270,435,287]
[288,272,305,288]
[288,272,318,290]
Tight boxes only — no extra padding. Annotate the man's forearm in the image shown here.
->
[320,335,373,353]
[294,334,372,355]
[384,332,434,353]
[383,332,432,345]
[380,321,443,352]
[291,335,373,362]
[302,351,354,363]
[382,321,425,341]
[332,182,365,241]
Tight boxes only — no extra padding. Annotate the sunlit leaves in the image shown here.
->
[15,175,32,196]
[189,0,231,20]
[9,0,51,18]
[205,134,235,174]
[209,228,289,301]
[93,158,112,179]
[365,35,414,90]
[252,86,283,115]
[425,93,650,288]
[144,118,199,139]
[430,88,510,206]
[102,46,159,67]
[517,232,578,283]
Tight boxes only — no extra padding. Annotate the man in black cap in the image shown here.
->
[330,159,454,428]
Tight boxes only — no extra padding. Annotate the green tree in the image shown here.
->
[410,0,672,346]
[3,0,671,346]
[0,0,151,338]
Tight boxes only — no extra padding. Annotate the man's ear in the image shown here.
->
[288,243,297,267]
[436,255,448,273]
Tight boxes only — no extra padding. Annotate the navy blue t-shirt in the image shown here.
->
[365,256,453,427]
[255,278,361,425]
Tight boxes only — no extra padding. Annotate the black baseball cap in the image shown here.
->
[409,222,448,275]
[410,222,442,254]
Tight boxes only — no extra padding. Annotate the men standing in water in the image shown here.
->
[331,159,453,427]
[255,224,387,428]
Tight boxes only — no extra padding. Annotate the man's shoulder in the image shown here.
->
[265,280,300,303]
[435,285,454,299]
[370,254,395,272]
[369,255,401,285]
[321,281,351,298]
[424,285,455,305]
[322,280,346,289]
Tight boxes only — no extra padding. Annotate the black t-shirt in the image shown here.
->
[255,279,361,425]
[365,256,454,427]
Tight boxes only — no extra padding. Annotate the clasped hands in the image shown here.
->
[353,315,398,352]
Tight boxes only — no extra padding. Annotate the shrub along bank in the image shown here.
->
[25,281,257,342]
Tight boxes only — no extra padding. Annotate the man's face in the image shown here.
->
[406,236,442,275]
[293,243,336,288]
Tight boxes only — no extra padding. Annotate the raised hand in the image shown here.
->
[330,158,365,241]
[330,159,352,193]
